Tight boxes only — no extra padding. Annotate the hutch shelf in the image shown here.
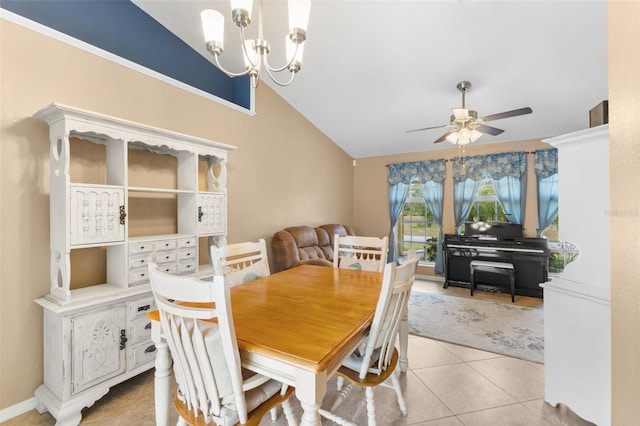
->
[32,103,235,425]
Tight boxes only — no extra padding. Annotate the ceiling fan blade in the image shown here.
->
[406,124,448,133]
[475,124,504,136]
[434,130,455,143]
[481,107,532,122]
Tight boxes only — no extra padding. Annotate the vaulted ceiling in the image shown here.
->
[4,1,607,159]
[134,1,607,159]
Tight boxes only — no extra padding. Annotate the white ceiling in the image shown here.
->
[133,0,607,159]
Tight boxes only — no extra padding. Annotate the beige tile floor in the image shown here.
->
[3,280,594,426]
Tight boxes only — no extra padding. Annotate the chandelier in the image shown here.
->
[201,0,311,88]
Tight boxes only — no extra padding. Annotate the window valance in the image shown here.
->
[534,148,558,178]
[452,152,527,182]
[387,159,446,185]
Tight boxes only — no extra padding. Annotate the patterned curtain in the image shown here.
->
[387,160,446,265]
[535,149,559,236]
[452,152,527,230]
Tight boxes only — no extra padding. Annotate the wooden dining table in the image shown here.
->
[149,264,408,426]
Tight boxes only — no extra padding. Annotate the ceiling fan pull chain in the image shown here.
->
[457,145,467,171]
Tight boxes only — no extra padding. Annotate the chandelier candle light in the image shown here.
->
[201,0,311,88]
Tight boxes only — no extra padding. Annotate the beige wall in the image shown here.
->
[609,1,640,424]
[0,19,352,408]
[1,3,639,424]
[353,139,552,276]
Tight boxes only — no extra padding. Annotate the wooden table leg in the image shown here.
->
[296,369,326,426]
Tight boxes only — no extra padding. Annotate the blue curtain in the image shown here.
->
[421,180,445,274]
[453,178,482,233]
[387,182,409,262]
[493,175,527,224]
[453,152,527,231]
[535,149,559,236]
[388,160,446,264]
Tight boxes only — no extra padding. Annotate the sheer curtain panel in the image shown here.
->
[535,149,559,236]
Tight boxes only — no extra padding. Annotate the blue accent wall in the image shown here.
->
[1,0,250,109]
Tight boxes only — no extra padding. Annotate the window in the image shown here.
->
[397,181,439,263]
[465,178,508,224]
[466,178,575,273]
[542,215,559,241]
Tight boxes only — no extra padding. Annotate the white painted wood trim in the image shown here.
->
[0,9,256,116]
[541,277,610,305]
[0,397,38,423]
[543,124,608,148]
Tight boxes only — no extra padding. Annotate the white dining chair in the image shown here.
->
[332,234,389,273]
[332,234,390,394]
[319,251,419,426]
[210,239,271,286]
[147,263,297,426]
[210,239,288,422]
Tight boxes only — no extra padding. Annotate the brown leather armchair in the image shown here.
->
[271,224,356,272]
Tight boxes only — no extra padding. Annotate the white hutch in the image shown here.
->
[542,125,610,426]
[33,103,235,425]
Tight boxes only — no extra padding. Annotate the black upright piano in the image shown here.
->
[443,222,551,298]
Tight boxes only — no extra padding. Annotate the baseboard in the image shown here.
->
[416,274,444,283]
[0,396,39,422]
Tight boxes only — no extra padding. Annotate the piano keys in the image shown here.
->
[443,222,551,298]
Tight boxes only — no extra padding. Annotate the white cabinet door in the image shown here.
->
[71,305,127,394]
[69,185,125,246]
[197,193,225,235]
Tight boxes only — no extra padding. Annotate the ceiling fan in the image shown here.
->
[407,81,532,145]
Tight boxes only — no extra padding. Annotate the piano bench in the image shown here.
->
[470,260,515,302]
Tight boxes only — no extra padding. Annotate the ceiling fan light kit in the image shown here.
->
[407,80,533,147]
[446,127,482,145]
[201,0,311,88]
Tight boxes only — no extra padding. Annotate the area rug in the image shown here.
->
[407,291,544,363]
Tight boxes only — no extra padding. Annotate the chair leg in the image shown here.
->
[336,376,344,391]
[318,408,358,426]
[331,382,353,411]
[390,370,407,415]
[270,407,278,422]
[281,398,298,426]
[365,387,377,426]
[399,306,409,373]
